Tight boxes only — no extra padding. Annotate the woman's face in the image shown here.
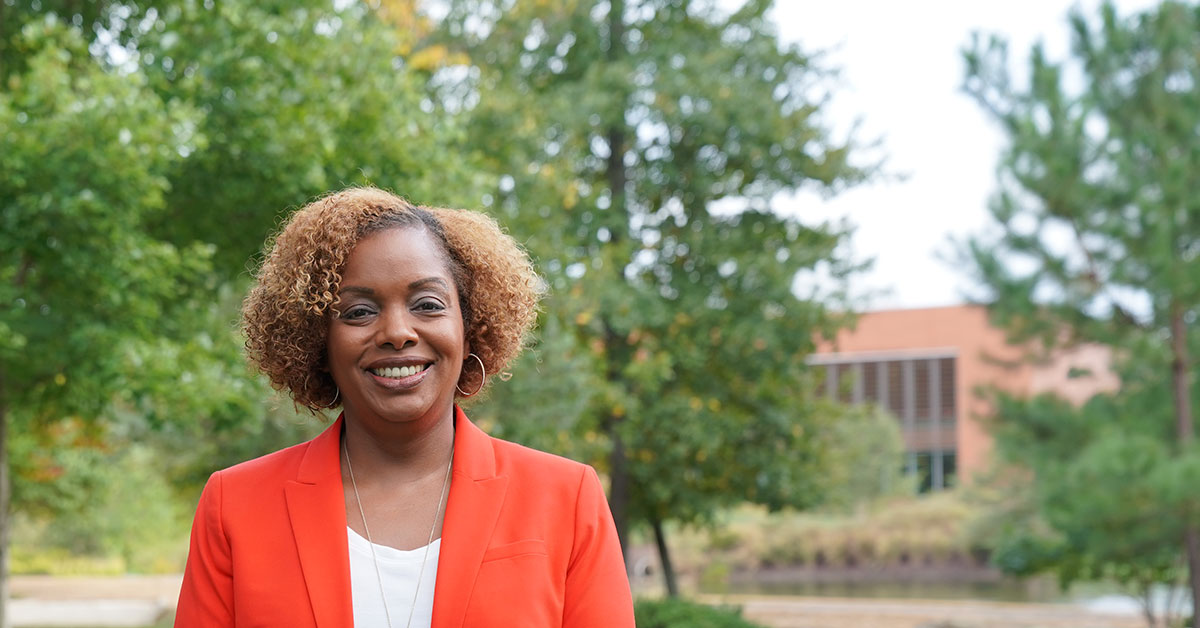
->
[326,226,468,429]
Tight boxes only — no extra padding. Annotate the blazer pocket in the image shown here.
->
[481,539,547,563]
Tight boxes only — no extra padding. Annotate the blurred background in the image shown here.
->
[2,1,1198,627]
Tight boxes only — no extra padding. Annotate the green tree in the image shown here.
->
[128,0,483,275]
[0,2,110,82]
[1,0,486,619]
[634,597,766,628]
[973,393,1191,627]
[818,403,908,511]
[426,0,873,595]
[961,2,1200,625]
[0,16,214,622]
[4,0,489,465]
[471,312,609,465]
[108,0,490,481]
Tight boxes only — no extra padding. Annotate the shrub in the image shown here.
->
[12,442,190,574]
[634,598,766,628]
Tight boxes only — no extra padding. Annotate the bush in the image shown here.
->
[12,439,191,574]
[634,598,766,628]
[727,492,986,571]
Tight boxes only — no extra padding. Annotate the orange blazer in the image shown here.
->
[175,407,635,627]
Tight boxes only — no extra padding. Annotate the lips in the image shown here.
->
[361,357,434,390]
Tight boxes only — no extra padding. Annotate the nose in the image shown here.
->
[374,307,418,349]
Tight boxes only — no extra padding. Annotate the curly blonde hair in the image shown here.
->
[242,187,542,410]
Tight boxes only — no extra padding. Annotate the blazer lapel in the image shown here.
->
[285,416,353,628]
[432,407,509,628]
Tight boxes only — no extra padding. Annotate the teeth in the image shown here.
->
[371,364,428,379]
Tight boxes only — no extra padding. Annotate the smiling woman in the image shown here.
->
[174,187,635,627]
[326,229,470,445]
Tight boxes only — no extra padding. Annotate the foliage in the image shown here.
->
[960,1,1200,621]
[1,0,881,604]
[977,393,1188,584]
[0,20,217,621]
[128,0,483,276]
[103,284,326,492]
[472,313,607,464]
[12,437,189,574]
[0,15,210,421]
[671,493,988,579]
[108,0,483,484]
[634,597,765,628]
[7,1,484,277]
[0,2,111,82]
[817,403,909,511]
[423,0,874,569]
[1,0,483,594]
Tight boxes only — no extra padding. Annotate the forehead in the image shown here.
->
[341,226,456,287]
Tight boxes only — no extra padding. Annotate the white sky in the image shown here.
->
[768,0,1159,310]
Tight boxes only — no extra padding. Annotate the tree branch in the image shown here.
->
[13,255,31,289]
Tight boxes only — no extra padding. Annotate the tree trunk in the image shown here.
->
[600,0,631,573]
[608,417,631,571]
[1166,572,1184,628]
[1170,306,1200,628]
[650,515,679,598]
[605,0,626,230]
[0,371,9,628]
[1185,512,1200,628]
[1137,586,1157,628]
[1174,307,1196,443]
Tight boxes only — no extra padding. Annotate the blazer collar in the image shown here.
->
[293,408,496,482]
[432,406,509,628]
[296,415,345,483]
[284,409,507,628]
[285,416,352,627]
[449,405,497,481]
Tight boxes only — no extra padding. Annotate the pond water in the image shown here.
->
[707,578,1063,603]
[699,578,1193,617]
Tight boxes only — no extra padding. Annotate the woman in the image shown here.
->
[175,187,634,627]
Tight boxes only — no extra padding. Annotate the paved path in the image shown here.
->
[8,576,1151,628]
[10,575,179,627]
[701,594,1147,628]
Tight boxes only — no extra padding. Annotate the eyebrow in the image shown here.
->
[337,285,375,296]
[337,277,451,296]
[409,277,451,292]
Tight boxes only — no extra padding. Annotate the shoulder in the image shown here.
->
[488,435,591,482]
[193,430,334,527]
[481,435,610,534]
[209,436,315,487]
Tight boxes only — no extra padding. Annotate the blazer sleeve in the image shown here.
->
[175,471,235,627]
[562,465,635,627]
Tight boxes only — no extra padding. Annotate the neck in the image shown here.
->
[340,405,456,484]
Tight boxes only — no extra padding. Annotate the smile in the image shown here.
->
[368,364,431,379]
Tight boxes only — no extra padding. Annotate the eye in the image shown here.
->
[339,305,375,321]
[414,299,447,313]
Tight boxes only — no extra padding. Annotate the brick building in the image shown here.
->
[811,305,1115,492]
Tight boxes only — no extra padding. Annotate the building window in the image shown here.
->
[816,353,958,492]
[939,357,956,426]
[886,361,904,419]
[941,451,957,489]
[909,450,957,493]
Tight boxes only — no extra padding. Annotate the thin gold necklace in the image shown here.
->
[343,437,454,628]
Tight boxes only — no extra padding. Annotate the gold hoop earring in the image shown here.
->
[456,353,486,397]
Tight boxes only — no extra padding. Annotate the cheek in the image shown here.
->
[325,325,363,366]
[451,324,468,354]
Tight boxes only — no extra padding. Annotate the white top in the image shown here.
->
[348,527,440,628]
